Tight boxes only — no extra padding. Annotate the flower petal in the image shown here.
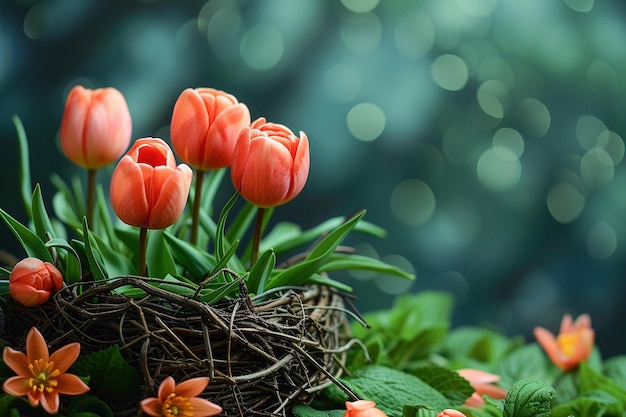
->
[55,373,90,395]
[174,377,209,398]
[189,397,223,416]
[158,376,176,403]
[49,342,81,373]
[2,347,30,376]
[140,397,164,417]
[3,376,31,397]
[26,327,49,363]
[39,390,60,414]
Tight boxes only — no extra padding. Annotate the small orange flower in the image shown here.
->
[457,369,507,407]
[534,313,594,371]
[231,117,310,208]
[9,258,64,307]
[170,87,251,170]
[60,85,132,170]
[140,376,222,417]
[437,410,467,417]
[110,137,193,229]
[2,327,89,414]
[344,400,388,417]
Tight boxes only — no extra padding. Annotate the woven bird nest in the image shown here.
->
[2,276,360,416]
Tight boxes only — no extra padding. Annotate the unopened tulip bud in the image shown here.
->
[9,258,64,306]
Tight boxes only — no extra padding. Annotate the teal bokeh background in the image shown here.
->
[1,0,625,356]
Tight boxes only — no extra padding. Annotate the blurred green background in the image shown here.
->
[1,0,625,356]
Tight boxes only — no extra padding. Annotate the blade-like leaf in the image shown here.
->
[13,115,32,216]
[82,218,107,281]
[266,210,366,289]
[321,253,414,280]
[146,229,178,278]
[31,183,58,241]
[0,208,52,262]
[215,192,239,260]
[246,249,276,295]
[45,238,82,284]
[163,232,217,280]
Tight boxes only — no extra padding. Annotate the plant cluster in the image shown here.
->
[0,86,624,417]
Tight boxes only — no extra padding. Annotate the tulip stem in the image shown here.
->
[250,207,266,266]
[138,227,148,276]
[190,170,205,246]
[86,169,96,229]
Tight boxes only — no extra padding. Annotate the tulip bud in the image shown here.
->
[437,410,467,417]
[170,87,251,170]
[231,117,310,208]
[60,85,132,170]
[9,258,64,307]
[110,137,193,229]
[344,401,388,417]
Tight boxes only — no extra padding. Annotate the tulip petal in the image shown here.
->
[171,89,210,167]
[287,132,310,201]
[148,164,192,229]
[110,156,150,228]
[203,103,251,169]
[158,376,176,403]
[9,284,50,306]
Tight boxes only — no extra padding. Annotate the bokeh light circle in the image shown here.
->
[374,255,415,295]
[240,24,284,70]
[346,102,386,141]
[431,54,469,91]
[493,128,524,159]
[340,0,380,13]
[340,13,382,54]
[476,147,522,191]
[563,0,594,13]
[390,179,436,225]
[394,10,435,60]
[546,182,585,223]
[587,222,617,260]
[322,63,362,103]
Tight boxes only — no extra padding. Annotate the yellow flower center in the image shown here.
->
[163,393,193,417]
[28,359,61,393]
[557,333,578,357]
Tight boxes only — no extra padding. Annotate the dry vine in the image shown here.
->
[2,276,363,416]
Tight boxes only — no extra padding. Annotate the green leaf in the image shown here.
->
[94,185,119,250]
[578,361,626,414]
[497,344,556,387]
[402,405,437,417]
[0,208,52,262]
[146,229,178,278]
[502,378,555,417]
[603,355,626,389]
[66,395,114,417]
[336,365,453,416]
[225,200,257,244]
[412,366,474,405]
[13,115,32,217]
[215,192,239,261]
[246,249,275,295]
[163,232,217,280]
[71,345,140,405]
[45,238,82,284]
[267,214,386,256]
[552,390,618,417]
[81,218,107,281]
[292,405,346,417]
[31,183,59,241]
[321,253,414,280]
[441,326,524,367]
[266,210,367,289]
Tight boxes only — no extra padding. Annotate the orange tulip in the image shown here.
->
[457,369,507,407]
[344,400,388,417]
[110,137,193,229]
[534,313,595,371]
[170,87,251,170]
[3,327,89,414]
[140,376,222,417]
[60,85,132,170]
[9,258,64,307]
[231,117,310,208]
